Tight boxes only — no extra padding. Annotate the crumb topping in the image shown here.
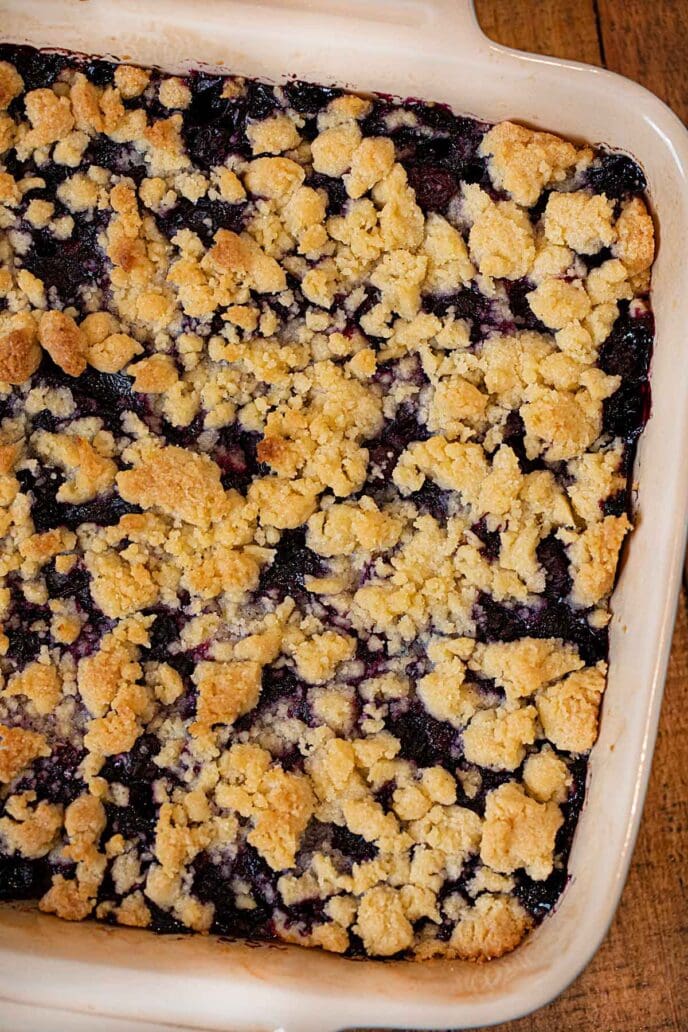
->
[0,46,654,964]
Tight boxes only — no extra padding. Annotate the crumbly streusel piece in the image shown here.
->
[0,44,654,962]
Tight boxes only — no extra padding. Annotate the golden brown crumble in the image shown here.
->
[0,49,655,964]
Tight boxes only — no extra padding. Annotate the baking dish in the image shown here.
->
[0,1,687,1029]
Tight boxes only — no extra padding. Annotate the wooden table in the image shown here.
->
[368,4,688,1030]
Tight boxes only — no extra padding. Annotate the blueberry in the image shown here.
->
[155,196,246,245]
[186,73,234,125]
[405,164,458,212]
[305,171,348,215]
[213,425,267,493]
[243,664,309,724]
[84,59,115,86]
[146,611,182,661]
[365,403,429,482]
[183,126,235,169]
[147,900,192,935]
[504,278,550,334]
[474,592,525,643]
[410,100,456,131]
[514,866,567,921]
[471,518,501,562]
[587,150,646,199]
[329,824,377,865]
[159,413,204,450]
[100,733,161,789]
[501,410,545,474]
[468,765,514,812]
[16,745,86,806]
[424,287,492,342]
[0,44,66,91]
[385,700,461,769]
[283,80,341,114]
[83,137,147,182]
[21,220,108,307]
[598,307,653,382]
[256,528,323,603]
[536,534,572,600]
[0,854,51,900]
[193,845,277,939]
[583,245,614,271]
[603,490,628,517]
[246,81,278,120]
[5,626,43,665]
[410,480,451,523]
[602,380,650,442]
[31,489,142,534]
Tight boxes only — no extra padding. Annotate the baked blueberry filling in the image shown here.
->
[0,44,654,960]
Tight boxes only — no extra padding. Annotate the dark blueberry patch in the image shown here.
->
[405,164,458,212]
[246,81,278,120]
[16,745,86,806]
[0,854,51,901]
[473,592,607,666]
[602,380,651,442]
[283,80,342,114]
[145,611,183,662]
[603,490,628,518]
[501,410,545,474]
[528,188,552,224]
[157,413,204,450]
[155,195,246,246]
[183,126,235,169]
[424,286,492,342]
[182,73,253,163]
[0,44,67,91]
[365,402,429,482]
[5,625,43,665]
[21,218,108,308]
[385,700,461,769]
[194,845,278,940]
[147,900,193,935]
[471,518,501,562]
[213,425,268,493]
[84,59,115,86]
[100,733,161,789]
[504,278,550,334]
[31,487,142,535]
[256,528,324,603]
[514,865,567,921]
[37,356,141,433]
[583,245,614,271]
[598,306,653,383]
[586,151,646,200]
[104,800,156,843]
[410,479,451,523]
[536,534,572,600]
[299,818,377,868]
[83,136,147,182]
[233,664,314,747]
[306,171,348,216]
[30,409,60,433]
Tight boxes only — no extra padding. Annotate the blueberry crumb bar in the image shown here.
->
[0,45,654,960]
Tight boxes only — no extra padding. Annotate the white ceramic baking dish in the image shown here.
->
[1,1,687,1029]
